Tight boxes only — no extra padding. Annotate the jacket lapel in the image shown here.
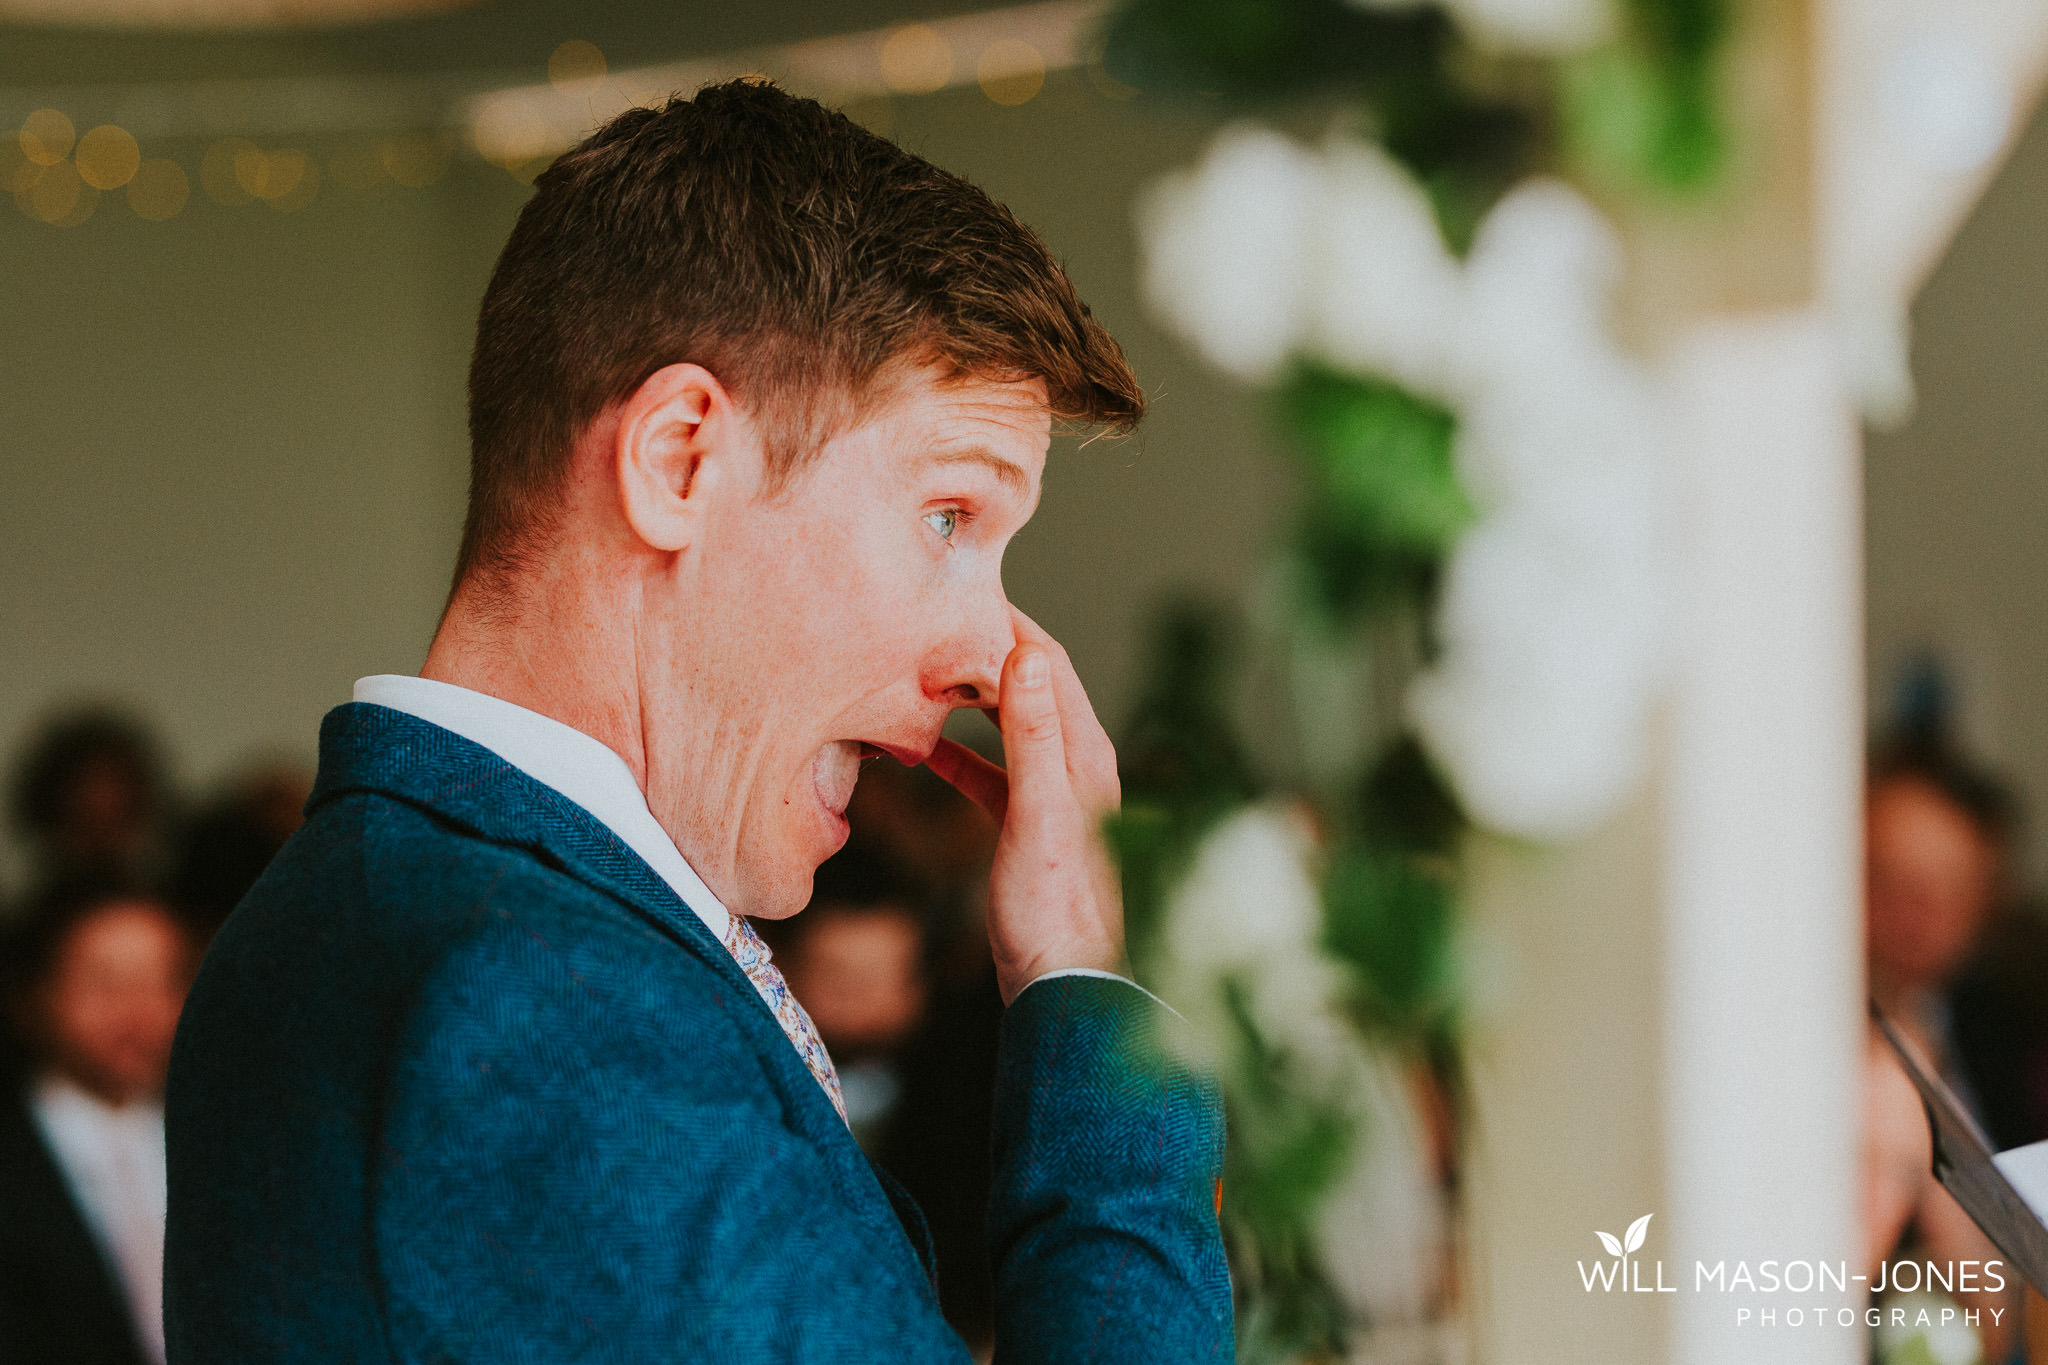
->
[308,702,933,1274]
[309,703,842,1129]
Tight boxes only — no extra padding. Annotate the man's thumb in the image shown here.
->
[999,644,1065,806]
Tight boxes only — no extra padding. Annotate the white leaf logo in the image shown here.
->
[1624,1214,1652,1254]
[1595,1230,1623,1257]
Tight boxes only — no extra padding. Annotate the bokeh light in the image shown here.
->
[1,138,33,195]
[20,108,76,167]
[381,132,451,188]
[548,39,607,97]
[53,182,99,227]
[75,125,142,190]
[18,159,96,226]
[471,97,558,175]
[202,138,259,205]
[235,143,281,197]
[977,39,1045,107]
[880,25,952,96]
[264,152,319,211]
[25,160,79,221]
[126,158,190,220]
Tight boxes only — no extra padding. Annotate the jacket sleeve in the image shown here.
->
[989,975,1234,1363]
[374,910,1231,1364]
[370,910,973,1364]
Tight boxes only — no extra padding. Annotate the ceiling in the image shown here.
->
[0,0,998,87]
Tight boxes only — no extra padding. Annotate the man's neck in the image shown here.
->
[422,551,758,917]
[423,571,650,788]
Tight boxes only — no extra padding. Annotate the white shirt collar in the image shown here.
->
[29,1074,167,1365]
[352,675,731,943]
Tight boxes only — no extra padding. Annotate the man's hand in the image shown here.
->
[926,609,1124,1004]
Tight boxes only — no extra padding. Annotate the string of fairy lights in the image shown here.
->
[2,0,1125,228]
[3,108,456,224]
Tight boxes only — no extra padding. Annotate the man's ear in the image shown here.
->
[615,363,745,553]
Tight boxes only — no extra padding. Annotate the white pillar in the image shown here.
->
[1662,310,1864,1364]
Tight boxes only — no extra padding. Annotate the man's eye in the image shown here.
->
[923,509,958,541]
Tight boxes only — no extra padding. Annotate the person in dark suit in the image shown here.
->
[166,80,1230,1362]
[2,877,193,1365]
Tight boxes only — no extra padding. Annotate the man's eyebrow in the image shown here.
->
[922,447,1030,492]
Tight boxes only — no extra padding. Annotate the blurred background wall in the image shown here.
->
[1869,88,2048,885]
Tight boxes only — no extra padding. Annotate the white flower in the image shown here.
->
[1314,1049,1447,1324]
[1454,179,1629,432]
[1135,128,1322,380]
[1160,804,1324,973]
[1136,130,1464,394]
[1310,140,1466,397]
[1410,180,1672,841]
[1155,805,1360,1083]
[1410,502,1667,838]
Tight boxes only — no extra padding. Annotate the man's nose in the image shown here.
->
[932,596,1015,709]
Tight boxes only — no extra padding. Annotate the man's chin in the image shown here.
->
[741,836,847,921]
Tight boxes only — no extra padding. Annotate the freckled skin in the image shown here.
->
[642,380,1046,916]
[426,363,1123,997]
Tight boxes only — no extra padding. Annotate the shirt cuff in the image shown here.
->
[1018,967,1182,1019]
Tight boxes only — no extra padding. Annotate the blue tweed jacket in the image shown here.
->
[164,703,1232,1362]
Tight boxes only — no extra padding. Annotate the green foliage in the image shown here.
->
[1101,0,1731,224]
[1099,0,1538,250]
[1216,978,1354,1361]
[1102,0,1457,101]
[1276,365,1472,628]
[1322,842,1459,1043]
[1120,602,1261,815]
[1106,803,1194,982]
[1564,0,1729,191]
[1328,741,1464,1046]
[1100,0,1733,1345]
[1112,601,1261,972]
[1354,735,1465,857]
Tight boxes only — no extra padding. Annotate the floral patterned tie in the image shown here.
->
[724,915,848,1125]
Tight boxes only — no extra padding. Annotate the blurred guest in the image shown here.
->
[844,747,1002,919]
[879,946,1006,1354]
[787,757,1005,1350]
[0,876,193,1365]
[7,711,169,896]
[1864,738,2022,1360]
[1870,658,2048,1148]
[775,846,931,1149]
[1868,744,2009,1005]
[167,763,312,945]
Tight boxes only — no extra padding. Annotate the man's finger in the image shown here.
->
[1009,608,1110,751]
[925,738,1008,823]
[998,643,1068,813]
[1009,606,1118,806]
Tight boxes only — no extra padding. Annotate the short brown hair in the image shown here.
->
[458,79,1143,590]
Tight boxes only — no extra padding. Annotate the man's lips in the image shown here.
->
[812,734,943,822]
[861,739,936,767]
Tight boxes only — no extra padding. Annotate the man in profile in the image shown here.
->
[163,80,1230,1361]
